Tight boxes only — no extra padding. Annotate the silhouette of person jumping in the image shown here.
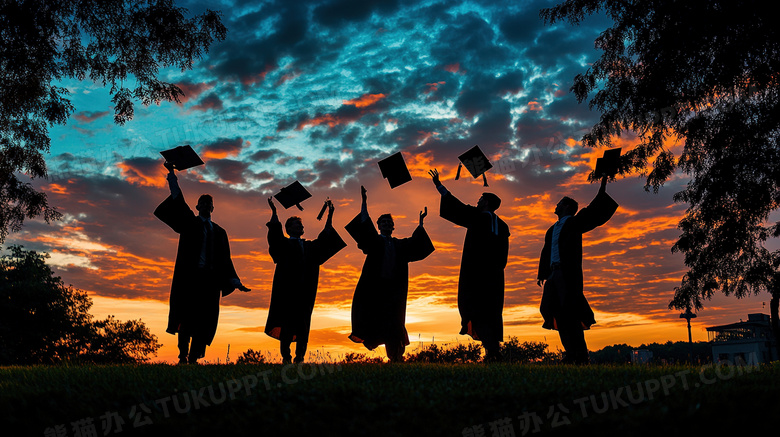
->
[264,197,346,364]
[537,175,618,365]
[429,169,510,361]
[347,186,434,362]
[154,162,250,365]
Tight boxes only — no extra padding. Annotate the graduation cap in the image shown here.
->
[377,152,412,188]
[344,212,377,243]
[455,145,493,187]
[160,145,204,171]
[274,181,312,210]
[594,148,622,179]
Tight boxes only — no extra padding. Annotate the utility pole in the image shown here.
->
[679,308,697,363]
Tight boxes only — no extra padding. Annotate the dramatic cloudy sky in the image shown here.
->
[7,0,768,363]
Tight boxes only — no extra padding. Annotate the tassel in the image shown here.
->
[455,162,462,180]
[482,173,488,187]
[296,203,304,211]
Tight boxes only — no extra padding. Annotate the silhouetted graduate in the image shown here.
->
[537,175,618,365]
[154,155,250,365]
[347,186,434,362]
[265,196,346,364]
[429,169,509,361]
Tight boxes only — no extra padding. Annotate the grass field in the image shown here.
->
[3,361,779,436]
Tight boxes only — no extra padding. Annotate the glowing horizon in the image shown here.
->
[5,0,771,363]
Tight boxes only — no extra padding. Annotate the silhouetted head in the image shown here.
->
[196,194,214,219]
[285,216,304,238]
[555,196,578,218]
[377,214,394,236]
[477,193,501,212]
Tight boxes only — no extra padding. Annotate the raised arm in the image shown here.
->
[360,185,368,222]
[430,168,477,228]
[419,207,427,227]
[326,200,335,228]
[268,197,280,224]
[574,176,618,234]
[429,168,448,196]
[164,161,182,199]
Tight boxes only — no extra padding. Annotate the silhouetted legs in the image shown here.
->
[385,341,405,362]
[177,331,207,364]
[559,326,588,364]
[280,331,307,363]
[177,333,189,365]
[483,340,503,362]
[544,269,589,365]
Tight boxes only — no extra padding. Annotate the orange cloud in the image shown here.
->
[343,93,386,108]
[526,100,543,112]
[44,182,70,195]
[405,149,436,178]
[296,93,387,130]
[444,63,461,73]
[116,161,166,188]
[424,81,446,93]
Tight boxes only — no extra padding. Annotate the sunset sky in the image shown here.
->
[6,0,771,363]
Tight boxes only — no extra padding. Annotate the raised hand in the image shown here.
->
[361,185,367,203]
[419,206,428,226]
[268,197,277,214]
[164,161,175,173]
[326,200,335,226]
[428,169,441,187]
[599,175,608,194]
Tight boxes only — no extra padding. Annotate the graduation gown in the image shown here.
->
[537,190,618,331]
[154,194,241,346]
[346,213,435,350]
[264,220,346,343]
[440,192,510,344]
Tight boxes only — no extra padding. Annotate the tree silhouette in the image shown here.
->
[542,0,780,355]
[0,245,160,364]
[0,0,227,242]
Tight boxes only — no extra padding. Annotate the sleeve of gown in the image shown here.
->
[311,224,348,265]
[573,190,619,234]
[496,220,510,269]
[266,220,287,264]
[439,192,478,228]
[220,229,241,297]
[537,228,552,281]
[153,194,195,234]
[403,226,435,262]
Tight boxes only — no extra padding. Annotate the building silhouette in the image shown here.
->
[706,313,777,364]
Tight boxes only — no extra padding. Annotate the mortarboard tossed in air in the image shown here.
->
[160,145,204,171]
[274,181,312,211]
[455,145,493,187]
[344,211,377,243]
[377,152,413,189]
[594,148,622,179]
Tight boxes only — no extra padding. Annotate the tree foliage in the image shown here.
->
[589,341,712,364]
[541,1,780,317]
[0,0,226,242]
[0,245,160,364]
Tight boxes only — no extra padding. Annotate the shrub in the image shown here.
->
[341,352,384,363]
[236,349,268,364]
[405,343,483,363]
[500,337,559,363]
